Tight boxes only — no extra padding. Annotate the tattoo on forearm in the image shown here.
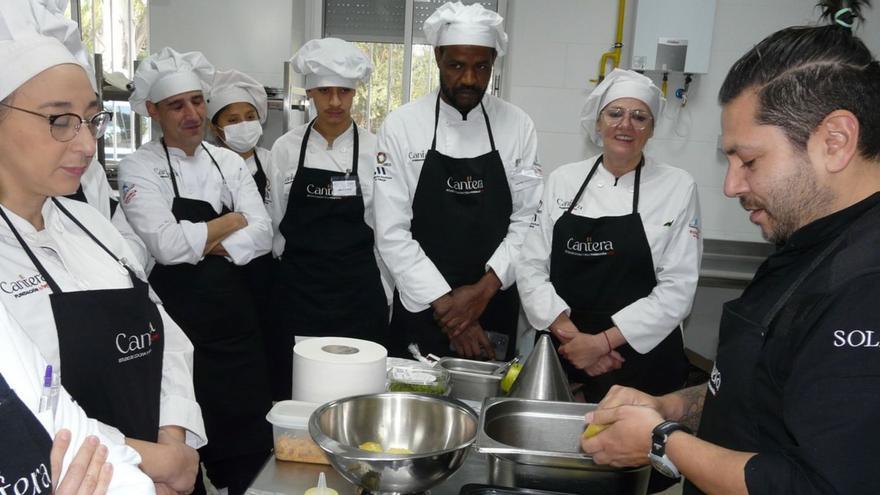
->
[678,384,707,431]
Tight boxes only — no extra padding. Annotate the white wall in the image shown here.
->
[145,0,880,360]
[148,0,305,89]
[503,0,880,242]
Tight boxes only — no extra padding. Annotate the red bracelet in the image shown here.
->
[602,331,612,353]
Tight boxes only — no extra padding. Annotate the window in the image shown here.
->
[68,0,151,162]
[322,0,504,133]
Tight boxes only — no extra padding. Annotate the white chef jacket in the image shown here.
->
[373,89,542,312]
[118,140,273,266]
[0,302,155,494]
[245,146,271,181]
[79,156,153,272]
[0,198,206,448]
[516,154,702,354]
[267,124,393,302]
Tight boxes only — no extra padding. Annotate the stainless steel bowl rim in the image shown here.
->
[308,391,478,461]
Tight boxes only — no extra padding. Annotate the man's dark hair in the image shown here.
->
[719,0,880,160]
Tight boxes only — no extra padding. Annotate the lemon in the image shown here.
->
[583,423,608,438]
[358,441,383,453]
[501,362,523,393]
[384,447,414,454]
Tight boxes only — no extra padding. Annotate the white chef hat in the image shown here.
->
[207,69,268,124]
[580,68,665,147]
[129,47,214,115]
[291,38,372,90]
[423,1,508,57]
[0,0,95,102]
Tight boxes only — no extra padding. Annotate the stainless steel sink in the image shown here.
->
[475,398,650,495]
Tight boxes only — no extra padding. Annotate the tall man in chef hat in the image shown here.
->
[119,47,275,495]
[373,2,542,361]
[266,37,394,400]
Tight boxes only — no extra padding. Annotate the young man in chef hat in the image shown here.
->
[266,37,393,400]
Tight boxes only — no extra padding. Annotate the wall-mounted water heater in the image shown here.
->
[630,0,717,74]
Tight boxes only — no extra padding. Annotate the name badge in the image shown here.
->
[331,176,359,197]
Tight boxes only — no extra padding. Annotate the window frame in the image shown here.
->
[307,0,508,108]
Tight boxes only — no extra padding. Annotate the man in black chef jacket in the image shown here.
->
[579,2,880,494]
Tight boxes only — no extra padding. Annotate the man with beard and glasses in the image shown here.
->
[578,1,880,494]
[373,1,541,361]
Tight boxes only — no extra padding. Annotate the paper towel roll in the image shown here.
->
[292,337,387,403]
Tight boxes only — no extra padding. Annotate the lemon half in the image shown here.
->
[501,362,523,393]
[583,423,608,438]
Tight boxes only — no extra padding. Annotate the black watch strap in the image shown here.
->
[652,420,693,457]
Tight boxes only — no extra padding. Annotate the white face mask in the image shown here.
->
[221,120,263,153]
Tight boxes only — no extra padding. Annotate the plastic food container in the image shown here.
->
[266,400,329,464]
[386,364,450,395]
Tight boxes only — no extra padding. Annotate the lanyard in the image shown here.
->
[297,119,359,176]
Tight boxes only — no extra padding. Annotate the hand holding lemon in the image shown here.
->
[583,422,608,438]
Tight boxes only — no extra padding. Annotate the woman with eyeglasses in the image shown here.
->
[517,69,701,406]
[0,1,205,494]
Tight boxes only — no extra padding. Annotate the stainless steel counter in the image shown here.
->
[246,451,489,495]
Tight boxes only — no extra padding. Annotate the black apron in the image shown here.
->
[272,120,389,397]
[388,95,519,360]
[243,148,279,385]
[684,224,849,495]
[147,141,272,462]
[0,198,163,442]
[0,372,54,493]
[251,149,268,199]
[549,156,689,402]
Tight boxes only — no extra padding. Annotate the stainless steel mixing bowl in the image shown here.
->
[309,392,478,494]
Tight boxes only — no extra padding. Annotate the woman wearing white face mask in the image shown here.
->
[207,70,271,199]
[206,70,278,397]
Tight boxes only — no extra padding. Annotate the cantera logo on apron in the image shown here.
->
[0,274,49,298]
[115,323,161,363]
[306,182,337,199]
[408,150,427,162]
[565,236,615,257]
[446,176,485,195]
[0,461,52,495]
[556,198,582,212]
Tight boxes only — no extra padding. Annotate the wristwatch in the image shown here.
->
[649,420,692,479]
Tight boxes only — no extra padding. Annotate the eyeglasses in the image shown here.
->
[601,106,653,131]
[0,102,113,142]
